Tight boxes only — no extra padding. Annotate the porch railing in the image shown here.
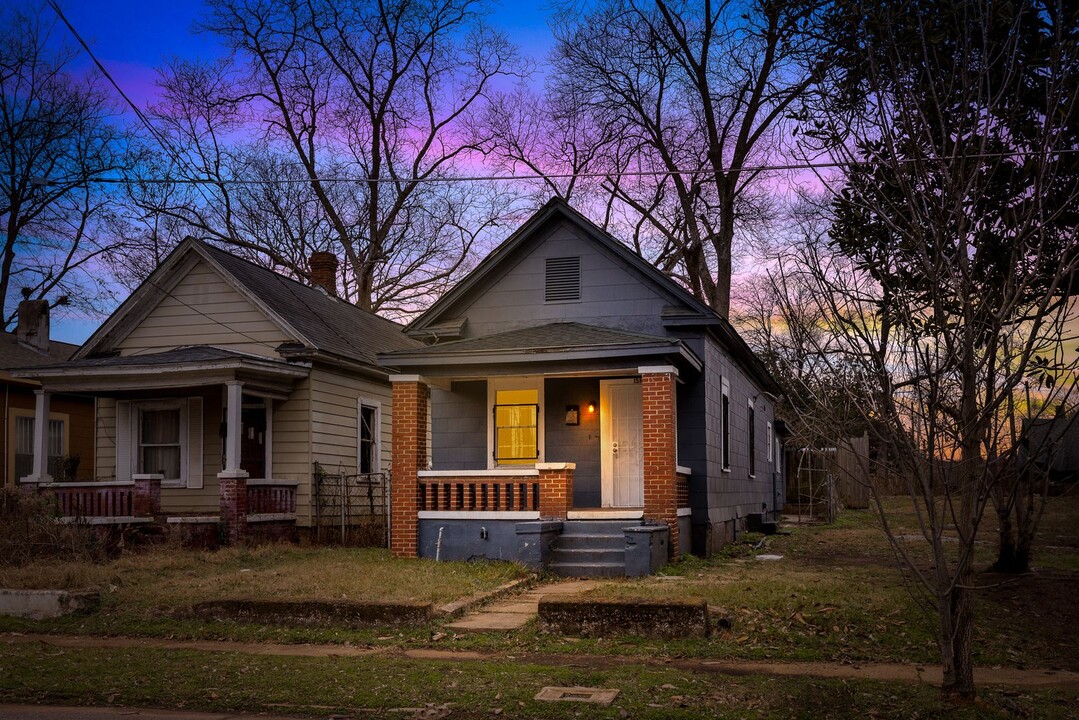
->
[246,479,298,515]
[418,477,540,512]
[31,475,162,520]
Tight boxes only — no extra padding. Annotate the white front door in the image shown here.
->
[600,379,643,507]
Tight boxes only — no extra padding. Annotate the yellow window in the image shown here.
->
[494,389,538,465]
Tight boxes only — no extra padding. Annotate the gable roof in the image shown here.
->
[407,198,715,334]
[76,239,421,368]
[405,198,781,394]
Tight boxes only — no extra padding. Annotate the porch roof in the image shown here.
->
[9,345,310,396]
[380,322,702,374]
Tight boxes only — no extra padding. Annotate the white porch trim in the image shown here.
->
[567,509,644,520]
[418,510,540,520]
[418,468,539,478]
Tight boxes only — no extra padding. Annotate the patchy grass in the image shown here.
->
[2,643,1076,719]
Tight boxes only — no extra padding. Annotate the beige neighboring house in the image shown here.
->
[1,299,95,488]
[12,239,420,533]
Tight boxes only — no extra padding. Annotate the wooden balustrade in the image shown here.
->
[418,477,540,512]
[42,481,135,518]
[247,480,298,515]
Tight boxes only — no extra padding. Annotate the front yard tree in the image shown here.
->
[0,3,129,328]
[136,0,521,316]
[540,0,823,318]
[791,0,1079,701]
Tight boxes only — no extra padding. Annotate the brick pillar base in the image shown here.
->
[133,474,162,516]
[219,472,248,545]
[642,370,679,557]
[537,463,575,518]
[391,378,429,557]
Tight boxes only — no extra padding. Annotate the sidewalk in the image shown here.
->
[5,632,1078,690]
[446,578,601,632]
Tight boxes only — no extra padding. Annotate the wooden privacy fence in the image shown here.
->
[313,465,388,546]
[785,434,871,521]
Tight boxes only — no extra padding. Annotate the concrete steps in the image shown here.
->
[548,519,642,578]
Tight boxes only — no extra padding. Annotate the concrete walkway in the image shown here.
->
[446,579,600,632]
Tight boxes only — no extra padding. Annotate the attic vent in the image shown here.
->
[545,256,581,303]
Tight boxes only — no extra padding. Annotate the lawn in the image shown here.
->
[569,494,1079,670]
[2,643,1077,719]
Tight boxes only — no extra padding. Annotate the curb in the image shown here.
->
[436,574,537,618]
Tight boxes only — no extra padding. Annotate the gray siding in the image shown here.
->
[431,381,487,470]
[544,377,602,507]
[447,225,680,337]
[698,334,777,546]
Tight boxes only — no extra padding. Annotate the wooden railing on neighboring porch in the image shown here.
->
[676,469,690,509]
[418,477,539,512]
[29,474,162,521]
[246,479,298,515]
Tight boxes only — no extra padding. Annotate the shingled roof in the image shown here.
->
[385,322,680,358]
[0,333,79,373]
[195,243,422,366]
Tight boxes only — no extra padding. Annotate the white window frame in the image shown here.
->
[487,376,544,469]
[133,399,189,488]
[767,420,773,464]
[357,397,382,475]
[720,377,731,473]
[748,397,756,479]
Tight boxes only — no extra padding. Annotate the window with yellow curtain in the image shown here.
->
[494,389,539,465]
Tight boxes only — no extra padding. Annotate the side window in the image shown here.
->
[721,378,730,471]
[359,403,379,475]
[493,389,539,465]
[748,399,756,478]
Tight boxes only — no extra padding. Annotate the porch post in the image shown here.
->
[218,380,248,545]
[389,374,429,558]
[223,381,245,474]
[640,366,680,558]
[23,389,52,484]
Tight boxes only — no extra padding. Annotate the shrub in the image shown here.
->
[0,488,106,567]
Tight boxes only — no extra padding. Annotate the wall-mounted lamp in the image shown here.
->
[587,401,597,415]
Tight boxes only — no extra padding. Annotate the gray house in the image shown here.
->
[380,199,784,575]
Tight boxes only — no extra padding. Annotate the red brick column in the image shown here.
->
[536,463,575,519]
[390,377,429,557]
[132,474,162,516]
[641,369,679,557]
[219,474,248,545]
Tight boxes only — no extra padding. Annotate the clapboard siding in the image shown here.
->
[272,377,312,524]
[308,368,393,524]
[448,225,677,338]
[116,260,289,357]
[431,381,487,470]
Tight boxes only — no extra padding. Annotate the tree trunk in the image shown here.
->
[939,568,977,700]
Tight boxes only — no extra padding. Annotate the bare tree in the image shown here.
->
[533,0,823,317]
[132,0,522,316]
[784,0,1079,700]
[0,3,129,327]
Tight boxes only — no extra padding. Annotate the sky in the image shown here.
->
[43,0,556,343]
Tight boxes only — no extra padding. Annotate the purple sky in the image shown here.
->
[46,0,555,343]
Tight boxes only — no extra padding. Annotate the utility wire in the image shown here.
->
[29,150,1079,187]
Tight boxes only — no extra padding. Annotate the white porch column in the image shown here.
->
[222,381,247,477]
[24,389,52,483]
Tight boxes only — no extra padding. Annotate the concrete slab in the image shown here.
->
[447,612,533,631]
[485,601,539,614]
[0,589,100,619]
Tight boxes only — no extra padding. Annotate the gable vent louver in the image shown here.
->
[545,256,581,303]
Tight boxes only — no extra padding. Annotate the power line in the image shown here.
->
[29,149,1079,187]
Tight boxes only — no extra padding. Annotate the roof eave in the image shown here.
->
[382,342,702,374]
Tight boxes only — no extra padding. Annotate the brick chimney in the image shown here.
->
[16,299,50,353]
[309,251,339,297]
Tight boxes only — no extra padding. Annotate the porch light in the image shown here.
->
[587,402,596,415]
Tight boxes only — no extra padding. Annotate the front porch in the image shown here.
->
[387,354,698,574]
[12,347,309,543]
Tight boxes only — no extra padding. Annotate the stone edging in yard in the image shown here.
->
[538,597,710,638]
[190,599,433,627]
[0,589,101,619]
